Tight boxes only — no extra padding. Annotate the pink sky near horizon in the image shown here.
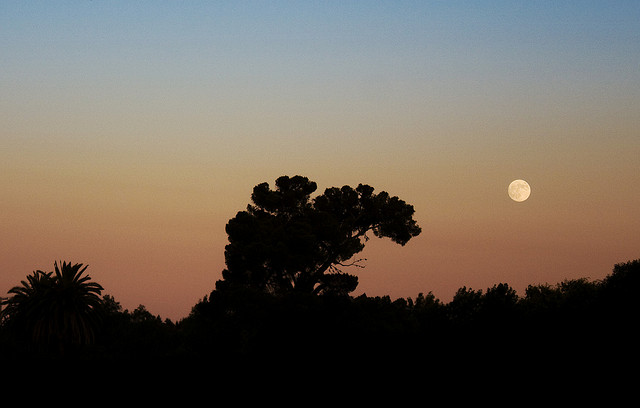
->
[2,1,639,321]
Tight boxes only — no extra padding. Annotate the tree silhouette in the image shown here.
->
[1,261,103,355]
[447,286,484,327]
[482,283,519,323]
[217,175,421,296]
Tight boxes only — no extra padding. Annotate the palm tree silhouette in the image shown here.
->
[2,269,54,334]
[2,261,104,355]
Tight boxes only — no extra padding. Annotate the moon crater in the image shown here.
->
[508,179,531,202]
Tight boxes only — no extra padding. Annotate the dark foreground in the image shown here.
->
[1,260,638,373]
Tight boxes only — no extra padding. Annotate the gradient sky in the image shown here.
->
[2,1,639,321]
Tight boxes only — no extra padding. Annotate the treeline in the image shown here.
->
[181,259,639,365]
[1,259,638,363]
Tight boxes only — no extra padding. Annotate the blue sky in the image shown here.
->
[2,1,639,320]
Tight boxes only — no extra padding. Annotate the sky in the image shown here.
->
[2,1,639,321]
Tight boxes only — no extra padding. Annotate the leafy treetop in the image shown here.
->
[217,175,421,296]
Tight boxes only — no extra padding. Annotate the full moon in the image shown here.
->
[508,179,531,202]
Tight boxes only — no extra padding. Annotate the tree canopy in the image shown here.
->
[216,175,422,296]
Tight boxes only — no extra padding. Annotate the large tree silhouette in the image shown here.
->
[216,175,421,296]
